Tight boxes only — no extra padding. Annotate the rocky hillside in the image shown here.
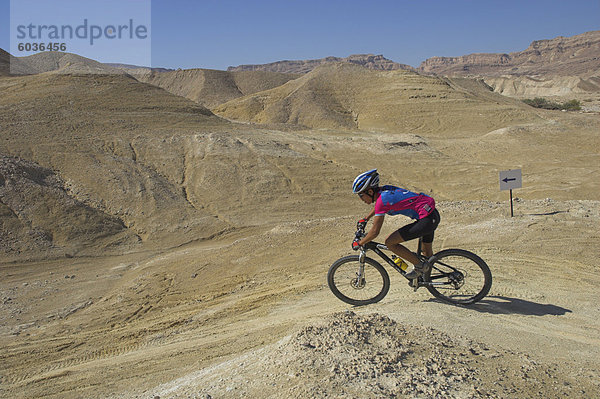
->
[484,74,600,98]
[228,53,416,74]
[418,31,600,99]
[0,155,139,258]
[419,30,600,77]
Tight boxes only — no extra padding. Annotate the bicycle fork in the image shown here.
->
[354,249,367,288]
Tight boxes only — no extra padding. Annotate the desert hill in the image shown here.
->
[484,74,600,99]
[0,49,300,109]
[4,60,596,263]
[131,68,301,109]
[214,62,540,133]
[1,50,124,75]
[0,72,232,259]
[1,34,600,399]
[19,51,125,74]
[228,53,416,73]
[0,71,373,259]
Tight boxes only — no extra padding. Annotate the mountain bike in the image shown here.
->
[327,222,492,306]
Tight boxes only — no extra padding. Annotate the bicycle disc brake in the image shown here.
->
[352,275,366,289]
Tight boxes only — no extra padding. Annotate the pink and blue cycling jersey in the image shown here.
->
[374,185,435,220]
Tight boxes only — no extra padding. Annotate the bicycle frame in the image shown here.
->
[355,223,425,278]
[361,242,411,278]
[331,225,492,305]
[356,230,460,288]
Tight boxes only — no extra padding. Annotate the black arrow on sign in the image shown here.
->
[502,177,516,183]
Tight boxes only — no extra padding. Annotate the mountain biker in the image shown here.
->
[351,169,440,282]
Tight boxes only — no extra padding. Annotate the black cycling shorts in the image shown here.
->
[398,208,440,244]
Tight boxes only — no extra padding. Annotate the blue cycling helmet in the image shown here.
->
[352,169,379,194]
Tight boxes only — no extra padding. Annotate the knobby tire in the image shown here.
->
[327,255,390,306]
[425,248,492,305]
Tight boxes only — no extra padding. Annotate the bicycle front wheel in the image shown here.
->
[425,249,492,305]
[327,255,390,306]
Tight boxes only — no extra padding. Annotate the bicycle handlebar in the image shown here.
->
[355,227,366,240]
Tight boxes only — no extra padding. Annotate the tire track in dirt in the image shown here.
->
[4,270,293,388]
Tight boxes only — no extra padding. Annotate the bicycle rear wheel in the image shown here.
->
[327,255,390,306]
[425,249,492,305]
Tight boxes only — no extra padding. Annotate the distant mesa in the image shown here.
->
[227,54,417,74]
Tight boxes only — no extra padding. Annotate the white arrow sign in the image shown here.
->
[499,169,522,191]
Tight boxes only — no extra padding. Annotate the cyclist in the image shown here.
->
[351,169,440,283]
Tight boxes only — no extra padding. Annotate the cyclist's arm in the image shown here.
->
[362,207,376,221]
[358,215,384,246]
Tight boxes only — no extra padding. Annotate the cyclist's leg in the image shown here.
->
[421,209,441,259]
[385,231,420,265]
[388,209,440,264]
[422,241,434,258]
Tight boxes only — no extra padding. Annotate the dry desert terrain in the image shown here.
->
[1,33,599,398]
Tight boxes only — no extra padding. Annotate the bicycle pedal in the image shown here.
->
[408,278,419,291]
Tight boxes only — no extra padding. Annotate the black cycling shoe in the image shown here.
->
[405,261,426,279]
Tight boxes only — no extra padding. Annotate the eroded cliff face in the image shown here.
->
[419,53,512,74]
[419,30,600,77]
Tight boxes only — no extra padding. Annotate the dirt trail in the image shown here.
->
[1,200,599,398]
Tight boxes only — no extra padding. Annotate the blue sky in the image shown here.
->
[1,0,598,70]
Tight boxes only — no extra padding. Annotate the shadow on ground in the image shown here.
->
[430,295,572,316]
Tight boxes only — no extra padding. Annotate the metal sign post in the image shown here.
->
[499,169,522,217]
